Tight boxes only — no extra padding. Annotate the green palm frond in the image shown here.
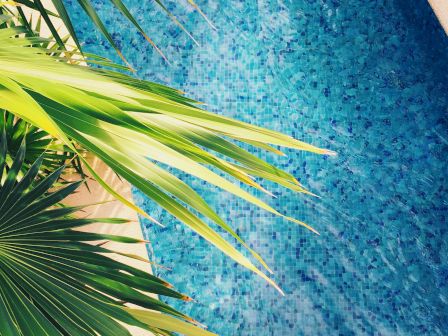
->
[0,20,334,292]
[0,128,215,336]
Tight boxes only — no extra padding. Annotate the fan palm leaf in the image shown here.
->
[0,127,215,336]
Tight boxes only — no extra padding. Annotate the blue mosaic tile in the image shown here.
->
[65,0,448,335]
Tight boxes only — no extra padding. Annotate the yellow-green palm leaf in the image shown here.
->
[0,21,333,292]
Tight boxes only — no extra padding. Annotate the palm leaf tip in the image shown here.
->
[187,0,217,30]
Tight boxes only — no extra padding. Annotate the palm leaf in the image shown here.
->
[0,22,334,292]
[0,128,214,336]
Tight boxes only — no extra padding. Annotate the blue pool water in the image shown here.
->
[66,0,448,335]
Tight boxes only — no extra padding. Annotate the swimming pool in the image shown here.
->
[67,0,448,334]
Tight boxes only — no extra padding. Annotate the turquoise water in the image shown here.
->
[67,0,448,335]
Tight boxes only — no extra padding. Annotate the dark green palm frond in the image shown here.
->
[0,129,215,336]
